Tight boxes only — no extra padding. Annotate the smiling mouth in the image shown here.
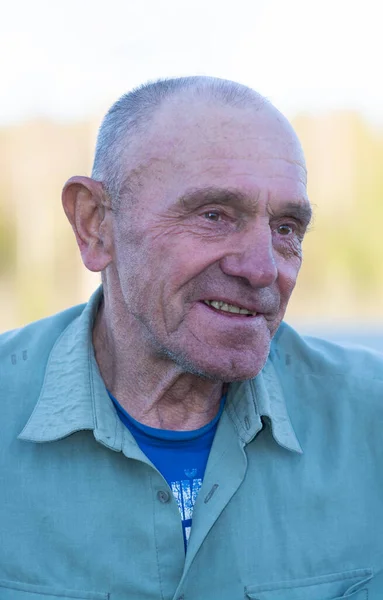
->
[202,300,257,317]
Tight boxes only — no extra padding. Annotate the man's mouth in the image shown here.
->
[202,300,257,317]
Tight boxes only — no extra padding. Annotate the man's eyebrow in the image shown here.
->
[177,187,256,212]
[269,203,313,226]
[177,187,313,226]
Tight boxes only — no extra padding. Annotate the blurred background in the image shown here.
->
[1,0,382,350]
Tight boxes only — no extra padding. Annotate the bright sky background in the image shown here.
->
[2,0,382,125]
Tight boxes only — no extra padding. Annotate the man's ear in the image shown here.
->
[62,176,113,272]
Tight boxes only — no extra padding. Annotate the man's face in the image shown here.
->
[109,97,311,381]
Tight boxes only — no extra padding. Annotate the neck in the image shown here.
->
[92,295,224,431]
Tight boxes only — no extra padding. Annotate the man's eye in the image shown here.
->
[277,224,294,235]
[203,211,221,222]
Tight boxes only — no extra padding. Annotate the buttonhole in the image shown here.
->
[244,416,251,430]
[204,484,219,503]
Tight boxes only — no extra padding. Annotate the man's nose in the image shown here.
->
[219,229,278,289]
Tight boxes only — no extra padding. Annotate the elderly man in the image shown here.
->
[1,77,383,600]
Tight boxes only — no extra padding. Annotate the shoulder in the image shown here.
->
[0,303,87,423]
[0,303,86,363]
[272,321,383,381]
[271,323,383,447]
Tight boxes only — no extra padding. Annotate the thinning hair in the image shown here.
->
[91,76,268,209]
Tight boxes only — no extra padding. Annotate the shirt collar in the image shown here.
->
[226,361,302,453]
[18,286,302,455]
[18,286,126,453]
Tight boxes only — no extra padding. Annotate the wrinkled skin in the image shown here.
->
[64,93,311,429]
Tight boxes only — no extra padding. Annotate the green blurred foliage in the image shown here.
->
[0,207,16,275]
[287,112,383,320]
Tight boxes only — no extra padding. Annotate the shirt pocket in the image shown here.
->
[245,568,372,600]
[0,580,109,600]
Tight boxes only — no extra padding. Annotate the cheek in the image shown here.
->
[277,255,302,302]
[147,229,221,283]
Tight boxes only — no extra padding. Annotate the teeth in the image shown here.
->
[203,300,256,316]
[227,304,240,314]
[210,300,221,310]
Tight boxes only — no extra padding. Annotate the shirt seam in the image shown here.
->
[225,398,250,444]
[151,472,166,600]
[88,340,98,434]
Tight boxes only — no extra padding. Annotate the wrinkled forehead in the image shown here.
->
[125,96,307,196]
[149,95,302,156]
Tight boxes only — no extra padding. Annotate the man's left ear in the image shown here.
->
[62,176,113,272]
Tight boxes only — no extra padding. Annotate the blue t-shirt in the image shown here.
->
[108,391,225,550]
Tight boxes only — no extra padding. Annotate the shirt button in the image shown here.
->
[157,490,171,503]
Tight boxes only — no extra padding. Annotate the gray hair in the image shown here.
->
[91,76,268,208]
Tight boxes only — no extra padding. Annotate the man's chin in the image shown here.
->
[155,333,271,382]
[204,362,268,383]
[180,349,271,383]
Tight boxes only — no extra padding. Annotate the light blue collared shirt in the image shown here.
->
[1,287,383,599]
